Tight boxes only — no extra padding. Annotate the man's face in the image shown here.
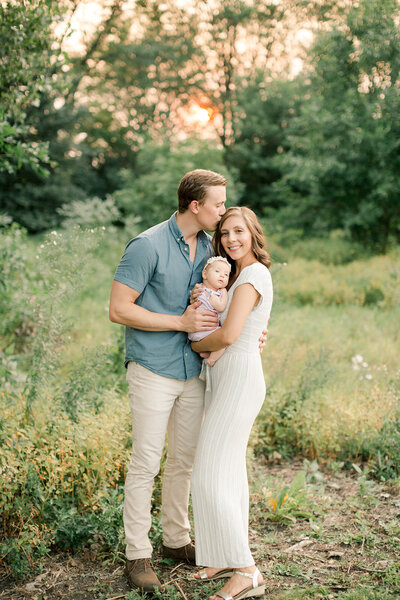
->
[195,185,226,231]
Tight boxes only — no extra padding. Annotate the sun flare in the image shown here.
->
[188,104,212,125]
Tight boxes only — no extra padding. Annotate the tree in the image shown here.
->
[114,137,242,232]
[0,0,66,175]
[273,0,400,250]
[0,1,137,231]
[225,76,304,217]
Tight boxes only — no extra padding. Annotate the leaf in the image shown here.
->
[277,485,289,508]
[288,471,306,496]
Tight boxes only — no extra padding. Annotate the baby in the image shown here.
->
[188,256,231,366]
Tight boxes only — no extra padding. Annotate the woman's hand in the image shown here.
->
[190,283,204,304]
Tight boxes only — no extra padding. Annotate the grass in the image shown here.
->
[0,224,399,594]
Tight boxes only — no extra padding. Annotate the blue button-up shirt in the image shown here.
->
[114,213,213,380]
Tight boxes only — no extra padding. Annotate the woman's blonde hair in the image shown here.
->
[212,207,271,277]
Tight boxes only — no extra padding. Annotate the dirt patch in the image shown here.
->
[1,459,399,599]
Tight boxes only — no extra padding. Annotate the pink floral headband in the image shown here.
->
[204,256,231,270]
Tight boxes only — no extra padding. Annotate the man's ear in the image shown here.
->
[190,200,200,215]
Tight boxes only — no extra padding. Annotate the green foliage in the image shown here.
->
[288,232,366,265]
[58,196,120,229]
[114,138,242,231]
[262,471,316,523]
[273,0,400,250]
[0,223,131,577]
[356,412,400,481]
[227,78,304,216]
[277,250,400,307]
[0,0,65,175]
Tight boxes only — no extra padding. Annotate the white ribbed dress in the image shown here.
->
[191,262,273,568]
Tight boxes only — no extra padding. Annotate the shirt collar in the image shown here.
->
[168,212,210,246]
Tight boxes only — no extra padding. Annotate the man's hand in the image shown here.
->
[180,301,219,333]
[258,319,269,353]
[190,283,204,304]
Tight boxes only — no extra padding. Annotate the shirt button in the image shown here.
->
[185,353,188,357]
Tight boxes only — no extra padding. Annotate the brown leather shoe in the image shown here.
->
[162,541,196,565]
[125,558,161,592]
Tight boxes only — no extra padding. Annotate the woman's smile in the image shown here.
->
[220,216,253,264]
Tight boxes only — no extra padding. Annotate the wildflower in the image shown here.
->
[53,240,57,245]
[365,374,373,380]
[352,354,364,370]
[50,231,57,236]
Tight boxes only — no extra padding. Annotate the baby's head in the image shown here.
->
[202,256,231,291]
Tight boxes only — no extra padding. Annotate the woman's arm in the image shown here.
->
[191,283,260,352]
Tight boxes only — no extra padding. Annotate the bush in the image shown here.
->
[289,233,365,265]
[114,137,242,231]
[276,250,400,308]
[0,224,130,577]
[357,410,400,481]
[58,195,120,228]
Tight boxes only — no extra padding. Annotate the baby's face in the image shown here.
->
[203,261,230,290]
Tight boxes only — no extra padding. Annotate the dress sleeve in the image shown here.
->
[235,264,273,308]
[114,236,157,294]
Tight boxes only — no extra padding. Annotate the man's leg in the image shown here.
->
[124,362,183,560]
[161,374,205,553]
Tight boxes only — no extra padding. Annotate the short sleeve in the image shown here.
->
[235,264,273,309]
[114,236,157,294]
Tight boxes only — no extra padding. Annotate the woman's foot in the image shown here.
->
[209,566,264,600]
[194,567,234,581]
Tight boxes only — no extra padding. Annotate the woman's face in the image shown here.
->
[219,215,253,262]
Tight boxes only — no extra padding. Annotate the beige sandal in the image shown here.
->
[214,568,265,600]
[195,568,235,581]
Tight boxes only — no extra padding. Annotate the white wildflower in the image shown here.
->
[53,240,57,245]
[365,374,373,380]
[362,361,368,368]
[352,355,364,370]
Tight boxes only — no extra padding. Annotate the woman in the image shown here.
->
[190,206,273,600]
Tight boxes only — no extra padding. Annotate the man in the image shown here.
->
[109,169,227,592]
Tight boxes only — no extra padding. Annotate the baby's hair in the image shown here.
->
[204,256,231,270]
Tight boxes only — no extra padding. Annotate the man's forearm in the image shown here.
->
[110,302,183,332]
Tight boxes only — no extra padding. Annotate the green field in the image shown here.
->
[0,225,399,597]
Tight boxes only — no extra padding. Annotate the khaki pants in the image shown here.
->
[124,361,205,560]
